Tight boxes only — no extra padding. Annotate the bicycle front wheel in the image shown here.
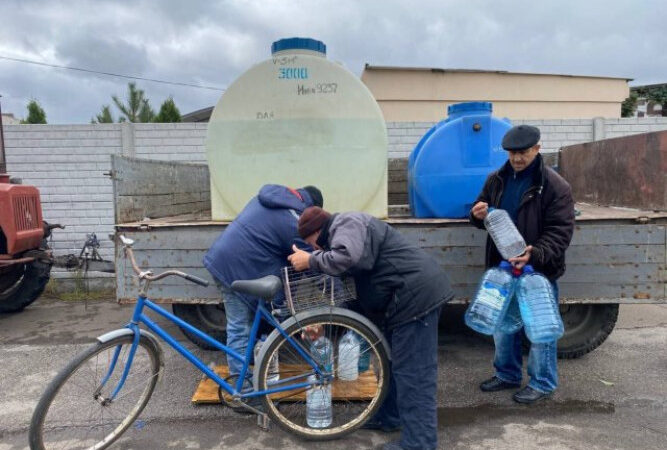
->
[29,334,162,450]
[257,313,390,440]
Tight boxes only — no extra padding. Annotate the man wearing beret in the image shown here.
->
[203,184,323,411]
[289,207,454,450]
[470,124,575,403]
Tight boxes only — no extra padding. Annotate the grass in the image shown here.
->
[44,270,115,302]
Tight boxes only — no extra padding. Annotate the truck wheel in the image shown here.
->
[556,304,619,359]
[0,260,52,313]
[172,303,227,350]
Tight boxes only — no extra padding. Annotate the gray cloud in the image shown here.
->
[1,0,664,123]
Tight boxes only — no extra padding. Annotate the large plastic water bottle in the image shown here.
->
[484,208,527,260]
[254,335,280,383]
[310,336,334,373]
[465,261,515,335]
[516,265,564,343]
[337,331,360,381]
[497,266,524,334]
[306,374,332,428]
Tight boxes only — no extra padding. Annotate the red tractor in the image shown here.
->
[0,100,59,313]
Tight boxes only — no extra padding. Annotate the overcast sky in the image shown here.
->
[1,0,664,123]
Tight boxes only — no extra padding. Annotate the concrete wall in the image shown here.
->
[5,118,667,260]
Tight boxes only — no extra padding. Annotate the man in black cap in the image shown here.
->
[469,125,575,403]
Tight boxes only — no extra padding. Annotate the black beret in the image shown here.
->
[501,125,541,151]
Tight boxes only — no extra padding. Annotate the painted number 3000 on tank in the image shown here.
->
[278,67,309,79]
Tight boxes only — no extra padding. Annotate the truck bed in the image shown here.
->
[115,203,667,305]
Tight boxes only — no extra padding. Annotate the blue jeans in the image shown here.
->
[221,286,256,390]
[493,282,560,394]
[372,308,440,450]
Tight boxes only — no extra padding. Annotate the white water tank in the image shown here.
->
[205,37,388,220]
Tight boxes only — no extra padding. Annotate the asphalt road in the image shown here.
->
[1,298,665,449]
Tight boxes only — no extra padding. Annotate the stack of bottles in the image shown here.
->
[305,331,373,428]
[465,262,564,343]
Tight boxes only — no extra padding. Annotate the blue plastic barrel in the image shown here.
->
[408,102,511,218]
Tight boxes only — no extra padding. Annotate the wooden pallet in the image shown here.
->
[192,364,379,404]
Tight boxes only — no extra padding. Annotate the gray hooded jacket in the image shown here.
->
[309,212,453,330]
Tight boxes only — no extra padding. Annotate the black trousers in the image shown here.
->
[373,308,440,450]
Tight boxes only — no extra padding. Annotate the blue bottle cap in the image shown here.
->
[271,37,326,55]
[522,265,534,274]
[499,261,512,270]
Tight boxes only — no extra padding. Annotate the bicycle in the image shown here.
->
[29,235,391,449]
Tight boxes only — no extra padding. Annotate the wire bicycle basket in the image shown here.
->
[281,266,357,315]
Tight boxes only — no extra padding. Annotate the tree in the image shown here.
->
[22,100,47,124]
[91,105,114,123]
[112,82,151,122]
[634,85,667,117]
[153,97,182,123]
[621,93,638,118]
[138,99,155,123]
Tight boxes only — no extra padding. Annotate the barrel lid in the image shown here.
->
[271,37,326,55]
[447,101,492,116]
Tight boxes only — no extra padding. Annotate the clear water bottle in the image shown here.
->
[484,208,527,260]
[337,331,360,381]
[516,265,564,343]
[306,374,332,428]
[310,335,334,373]
[497,266,523,334]
[465,261,514,335]
[254,335,279,383]
[357,333,371,373]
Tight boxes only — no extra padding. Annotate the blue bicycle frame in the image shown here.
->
[102,294,327,402]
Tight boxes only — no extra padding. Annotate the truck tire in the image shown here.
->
[0,260,52,313]
[171,303,227,350]
[556,304,619,359]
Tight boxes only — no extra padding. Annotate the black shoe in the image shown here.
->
[361,420,402,433]
[512,386,553,404]
[379,440,404,450]
[479,376,521,392]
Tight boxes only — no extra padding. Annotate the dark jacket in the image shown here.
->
[469,154,575,281]
[203,184,316,302]
[309,212,454,330]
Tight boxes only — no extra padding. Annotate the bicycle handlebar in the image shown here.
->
[119,235,210,287]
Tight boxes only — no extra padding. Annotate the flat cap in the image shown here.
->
[501,125,541,151]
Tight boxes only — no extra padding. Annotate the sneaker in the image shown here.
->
[361,420,402,433]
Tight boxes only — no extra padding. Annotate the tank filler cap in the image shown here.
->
[271,37,326,55]
[447,101,492,116]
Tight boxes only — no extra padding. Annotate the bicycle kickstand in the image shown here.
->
[257,412,271,431]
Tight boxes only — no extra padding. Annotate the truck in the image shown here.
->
[111,150,667,360]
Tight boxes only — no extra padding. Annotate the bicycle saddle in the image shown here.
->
[231,275,282,300]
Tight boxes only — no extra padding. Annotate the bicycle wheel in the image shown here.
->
[29,334,162,450]
[257,313,390,440]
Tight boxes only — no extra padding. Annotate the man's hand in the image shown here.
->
[288,244,311,272]
[472,201,489,220]
[509,245,533,269]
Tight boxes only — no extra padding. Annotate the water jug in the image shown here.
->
[254,335,279,383]
[465,261,514,335]
[306,374,332,428]
[484,208,527,260]
[516,266,564,343]
[310,335,333,373]
[497,266,524,334]
[337,331,360,381]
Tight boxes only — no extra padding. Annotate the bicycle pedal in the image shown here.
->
[257,413,271,431]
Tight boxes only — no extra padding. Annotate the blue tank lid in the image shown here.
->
[447,102,492,116]
[271,38,326,55]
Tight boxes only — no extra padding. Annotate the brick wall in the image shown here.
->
[5,118,667,260]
